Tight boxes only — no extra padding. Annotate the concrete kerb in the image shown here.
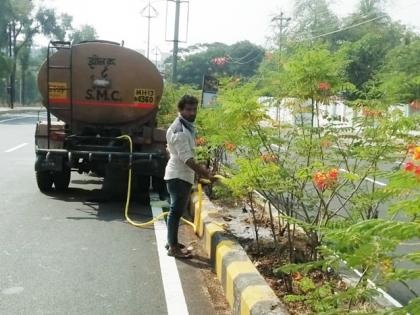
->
[190,191,289,315]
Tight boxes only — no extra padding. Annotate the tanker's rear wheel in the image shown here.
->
[53,167,71,192]
[36,171,54,192]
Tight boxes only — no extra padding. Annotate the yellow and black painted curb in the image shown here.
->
[191,192,289,315]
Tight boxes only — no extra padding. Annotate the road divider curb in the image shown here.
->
[190,191,289,315]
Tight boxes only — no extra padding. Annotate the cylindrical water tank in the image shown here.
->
[37,41,164,126]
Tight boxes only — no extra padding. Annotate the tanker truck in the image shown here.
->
[35,40,167,202]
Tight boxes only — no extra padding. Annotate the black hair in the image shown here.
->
[178,95,198,111]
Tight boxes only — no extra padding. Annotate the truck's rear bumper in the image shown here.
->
[35,148,167,176]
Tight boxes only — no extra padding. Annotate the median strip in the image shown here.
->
[191,191,289,315]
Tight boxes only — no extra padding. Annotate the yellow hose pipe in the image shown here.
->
[117,135,225,232]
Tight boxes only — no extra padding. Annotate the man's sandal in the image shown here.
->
[165,243,187,250]
[167,246,193,259]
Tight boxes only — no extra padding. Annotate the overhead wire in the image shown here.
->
[226,50,257,62]
[300,14,388,41]
[292,0,420,42]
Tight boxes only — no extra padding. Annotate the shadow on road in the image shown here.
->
[42,187,157,224]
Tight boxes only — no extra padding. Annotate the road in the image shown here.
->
[0,112,228,315]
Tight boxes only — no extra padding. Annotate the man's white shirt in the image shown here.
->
[164,117,196,184]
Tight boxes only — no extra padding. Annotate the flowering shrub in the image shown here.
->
[197,45,420,313]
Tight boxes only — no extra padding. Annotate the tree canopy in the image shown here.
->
[0,1,98,105]
[167,41,265,87]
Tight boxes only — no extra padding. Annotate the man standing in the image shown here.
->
[164,95,211,258]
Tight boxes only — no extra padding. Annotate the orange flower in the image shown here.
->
[196,137,206,146]
[319,82,331,90]
[413,147,420,161]
[292,272,302,281]
[328,168,338,180]
[407,144,416,153]
[362,107,382,117]
[261,153,278,163]
[313,168,339,191]
[225,142,236,152]
[404,162,416,172]
[320,140,332,148]
[415,166,420,177]
[313,171,327,190]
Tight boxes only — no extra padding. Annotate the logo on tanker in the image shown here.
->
[85,54,122,102]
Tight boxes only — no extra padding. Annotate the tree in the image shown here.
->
[69,24,98,44]
[338,0,390,43]
[171,41,264,86]
[290,0,340,43]
[197,42,420,314]
[6,0,71,107]
[18,44,30,104]
[338,23,412,98]
[378,39,420,104]
[357,0,387,17]
[0,0,13,48]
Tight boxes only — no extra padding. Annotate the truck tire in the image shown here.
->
[36,171,53,192]
[53,167,71,192]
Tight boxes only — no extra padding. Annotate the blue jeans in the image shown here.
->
[166,178,192,247]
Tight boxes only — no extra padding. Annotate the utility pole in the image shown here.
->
[271,12,291,53]
[271,12,290,125]
[171,0,181,83]
[141,1,158,59]
[152,46,160,67]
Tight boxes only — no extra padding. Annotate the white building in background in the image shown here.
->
[390,103,420,136]
[389,103,420,117]
[259,97,354,128]
[318,100,355,127]
[260,97,420,138]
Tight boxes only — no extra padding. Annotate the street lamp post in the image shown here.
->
[141,1,158,59]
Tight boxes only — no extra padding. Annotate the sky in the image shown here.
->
[34,0,420,58]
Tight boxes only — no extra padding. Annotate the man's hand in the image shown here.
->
[185,158,210,178]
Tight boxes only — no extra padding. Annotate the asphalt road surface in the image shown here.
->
[0,112,226,315]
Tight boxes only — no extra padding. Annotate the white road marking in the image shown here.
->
[363,176,387,187]
[2,287,24,295]
[0,116,27,123]
[337,254,404,308]
[351,266,403,307]
[339,168,387,187]
[151,206,189,315]
[0,114,46,123]
[5,143,28,153]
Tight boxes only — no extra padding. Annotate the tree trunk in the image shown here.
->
[10,22,17,109]
[10,59,16,108]
[21,69,26,105]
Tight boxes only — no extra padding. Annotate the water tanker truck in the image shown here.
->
[35,40,167,201]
